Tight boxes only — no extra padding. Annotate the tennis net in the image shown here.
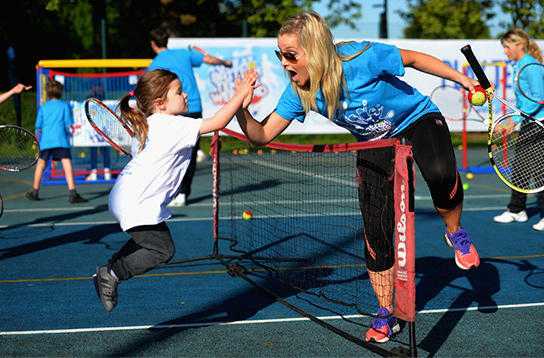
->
[213,129,416,355]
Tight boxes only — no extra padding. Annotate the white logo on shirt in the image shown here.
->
[334,100,394,140]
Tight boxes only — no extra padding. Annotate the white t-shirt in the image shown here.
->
[109,113,202,231]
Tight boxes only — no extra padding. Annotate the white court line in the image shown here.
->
[3,207,96,213]
[1,301,543,336]
[0,206,508,229]
[2,193,510,214]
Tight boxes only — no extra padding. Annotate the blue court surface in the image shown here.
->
[1,148,543,357]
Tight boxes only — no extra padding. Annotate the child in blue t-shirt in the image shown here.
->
[26,79,87,203]
[236,11,481,344]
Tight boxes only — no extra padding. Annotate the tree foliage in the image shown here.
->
[499,0,544,38]
[0,0,362,86]
[400,0,494,39]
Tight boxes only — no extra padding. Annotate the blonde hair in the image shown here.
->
[500,28,543,63]
[278,11,368,119]
[119,69,178,151]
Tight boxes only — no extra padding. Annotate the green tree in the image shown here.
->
[0,0,362,86]
[499,0,544,38]
[400,0,494,39]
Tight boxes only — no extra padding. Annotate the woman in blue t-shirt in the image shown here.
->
[236,11,481,343]
[493,28,544,230]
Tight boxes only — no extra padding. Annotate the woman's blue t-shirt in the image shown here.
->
[513,53,544,120]
[275,41,439,141]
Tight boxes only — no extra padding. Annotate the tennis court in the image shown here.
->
[1,145,543,357]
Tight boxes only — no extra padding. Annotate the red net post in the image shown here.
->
[393,143,416,322]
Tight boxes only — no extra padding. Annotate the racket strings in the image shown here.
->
[491,119,544,191]
[85,99,133,156]
[0,126,39,172]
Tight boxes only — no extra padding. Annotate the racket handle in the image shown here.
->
[460,45,491,90]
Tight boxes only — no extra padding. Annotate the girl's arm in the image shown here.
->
[199,71,257,134]
[400,49,478,91]
[235,109,290,146]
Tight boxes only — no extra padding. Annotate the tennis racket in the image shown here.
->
[515,62,544,105]
[84,98,134,157]
[430,84,487,123]
[461,44,544,193]
[0,192,3,219]
[0,124,39,172]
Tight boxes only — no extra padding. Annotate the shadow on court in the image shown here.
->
[0,207,121,260]
[187,179,283,205]
[415,256,543,355]
[106,267,353,357]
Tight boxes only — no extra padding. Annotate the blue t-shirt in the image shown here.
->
[275,41,439,141]
[35,99,73,150]
[513,54,544,120]
[148,48,205,114]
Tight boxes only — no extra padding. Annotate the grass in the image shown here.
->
[2,91,488,152]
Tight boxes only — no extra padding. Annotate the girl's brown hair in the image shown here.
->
[118,69,178,151]
[500,28,543,63]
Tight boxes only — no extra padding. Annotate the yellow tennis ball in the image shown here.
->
[469,86,487,106]
[242,210,253,220]
[466,172,474,180]
[463,183,470,190]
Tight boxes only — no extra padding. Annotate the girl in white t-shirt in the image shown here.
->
[93,68,256,312]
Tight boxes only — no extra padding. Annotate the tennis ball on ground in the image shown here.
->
[463,183,470,190]
[468,85,487,106]
[466,172,475,180]
[242,210,253,220]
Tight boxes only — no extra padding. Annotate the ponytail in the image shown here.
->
[528,40,543,63]
[119,94,148,152]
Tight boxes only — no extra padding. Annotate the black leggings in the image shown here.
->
[358,112,463,272]
[109,222,175,281]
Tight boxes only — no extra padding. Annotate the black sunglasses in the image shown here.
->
[274,50,298,62]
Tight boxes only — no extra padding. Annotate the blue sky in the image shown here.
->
[313,0,509,39]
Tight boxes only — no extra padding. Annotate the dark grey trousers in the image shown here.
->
[109,222,175,281]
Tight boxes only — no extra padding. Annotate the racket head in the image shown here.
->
[489,113,544,193]
[430,85,465,121]
[430,85,486,123]
[0,125,40,172]
[84,98,133,157]
[516,62,544,105]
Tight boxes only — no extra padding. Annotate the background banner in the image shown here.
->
[169,38,544,134]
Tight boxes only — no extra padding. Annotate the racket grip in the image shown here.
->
[460,45,491,90]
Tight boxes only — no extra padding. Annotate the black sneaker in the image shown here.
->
[69,192,88,204]
[92,266,118,312]
[25,190,40,201]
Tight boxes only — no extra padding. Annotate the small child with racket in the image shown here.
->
[93,68,257,312]
[26,79,87,203]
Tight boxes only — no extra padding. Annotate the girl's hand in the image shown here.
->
[235,69,258,108]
